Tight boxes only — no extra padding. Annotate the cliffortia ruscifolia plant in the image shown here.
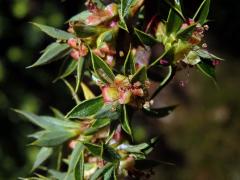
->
[15,0,223,179]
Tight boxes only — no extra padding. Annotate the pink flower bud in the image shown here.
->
[69,140,77,149]
[78,44,88,57]
[70,49,80,60]
[181,23,189,29]
[67,38,77,48]
[109,21,117,28]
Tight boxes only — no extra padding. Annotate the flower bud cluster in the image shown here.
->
[102,74,148,105]
[67,38,88,60]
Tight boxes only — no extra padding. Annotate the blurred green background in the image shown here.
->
[0,0,239,179]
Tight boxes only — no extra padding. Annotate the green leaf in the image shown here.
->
[193,0,210,24]
[120,143,149,153]
[33,130,77,147]
[15,110,79,130]
[121,105,133,138]
[118,20,129,32]
[84,118,111,136]
[121,137,159,155]
[164,0,185,20]
[32,22,75,40]
[66,96,104,119]
[27,42,70,68]
[97,29,116,48]
[176,23,197,40]
[143,105,177,117]
[90,163,112,180]
[75,57,85,93]
[65,142,84,180]
[32,147,53,171]
[48,169,66,180]
[83,142,102,157]
[68,10,92,22]
[120,0,136,18]
[63,79,80,104]
[197,60,216,80]
[123,45,136,75]
[75,151,84,180]
[134,28,157,46]
[73,24,106,38]
[166,8,183,35]
[104,166,114,180]
[28,131,45,139]
[55,60,78,81]
[195,48,223,61]
[102,144,121,162]
[150,66,175,99]
[130,66,147,83]
[94,104,120,120]
[50,107,66,120]
[91,51,115,83]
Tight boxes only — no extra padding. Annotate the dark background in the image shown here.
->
[0,0,240,179]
